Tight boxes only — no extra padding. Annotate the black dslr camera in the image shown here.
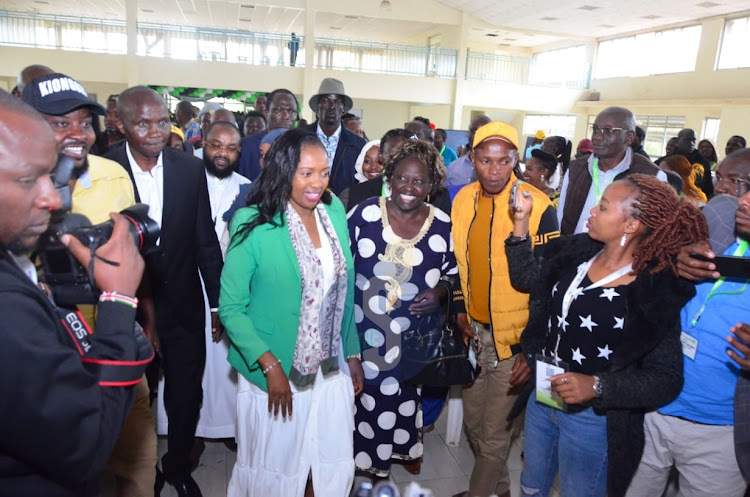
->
[36,155,160,308]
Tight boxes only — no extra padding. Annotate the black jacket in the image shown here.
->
[302,123,365,195]
[506,234,695,497]
[0,251,140,496]
[105,144,223,337]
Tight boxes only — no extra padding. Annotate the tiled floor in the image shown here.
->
[118,405,561,497]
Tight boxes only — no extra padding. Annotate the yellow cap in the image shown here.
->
[473,122,519,150]
[170,125,185,142]
[535,129,546,140]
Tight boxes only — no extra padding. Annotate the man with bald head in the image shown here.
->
[446,115,492,187]
[715,149,750,198]
[194,107,236,159]
[105,86,223,497]
[0,90,149,494]
[558,106,667,235]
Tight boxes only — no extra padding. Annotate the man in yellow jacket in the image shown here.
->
[451,122,560,497]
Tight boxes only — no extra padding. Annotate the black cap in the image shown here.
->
[21,73,105,116]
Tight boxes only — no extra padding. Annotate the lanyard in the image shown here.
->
[561,251,632,323]
[591,158,613,204]
[553,251,632,361]
[690,240,750,326]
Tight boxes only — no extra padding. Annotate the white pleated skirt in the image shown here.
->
[228,367,356,497]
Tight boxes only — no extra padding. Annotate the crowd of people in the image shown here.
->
[1,62,750,497]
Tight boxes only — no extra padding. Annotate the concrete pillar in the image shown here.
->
[451,12,469,129]
[302,0,316,122]
[125,0,139,86]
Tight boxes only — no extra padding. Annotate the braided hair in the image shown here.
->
[623,174,709,275]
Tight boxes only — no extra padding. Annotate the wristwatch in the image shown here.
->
[592,375,603,397]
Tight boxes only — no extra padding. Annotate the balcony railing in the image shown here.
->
[137,22,304,67]
[465,50,590,89]
[0,10,126,53]
[0,9,587,88]
[314,38,457,78]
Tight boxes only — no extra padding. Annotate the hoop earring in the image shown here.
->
[427,194,431,203]
[620,233,627,247]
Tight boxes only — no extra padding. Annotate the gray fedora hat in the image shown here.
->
[308,77,353,113]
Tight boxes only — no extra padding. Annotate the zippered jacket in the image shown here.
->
[451,180,559,359]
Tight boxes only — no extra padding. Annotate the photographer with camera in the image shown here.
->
[22,72,157,497]
[0,91,150,495]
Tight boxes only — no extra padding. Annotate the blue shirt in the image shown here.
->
[440,145,458,165]
[659,240,750,425]
[525,143,541,160]
[182,120,201,143]
[445,154,475,187]
[316,124,341,168]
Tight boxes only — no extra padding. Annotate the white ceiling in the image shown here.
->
[438,0,750,42]
[3,0,750,47]
[2,0,440,44]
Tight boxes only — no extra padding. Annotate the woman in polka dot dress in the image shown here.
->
[347,140,458,478]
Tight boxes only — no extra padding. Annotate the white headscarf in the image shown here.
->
[354,139,381,183]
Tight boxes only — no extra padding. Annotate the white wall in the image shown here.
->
[3,11,749,150]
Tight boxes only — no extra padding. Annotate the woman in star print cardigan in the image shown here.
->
[504,175,708,497]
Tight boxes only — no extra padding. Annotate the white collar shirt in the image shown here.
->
[126,143,164,243]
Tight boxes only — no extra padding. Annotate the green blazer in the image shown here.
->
[218,197,360,391]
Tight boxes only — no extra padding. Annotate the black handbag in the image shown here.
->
[401,280,480,386]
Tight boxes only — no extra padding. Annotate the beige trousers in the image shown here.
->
[107,375,158,497]
[462,323,522,497]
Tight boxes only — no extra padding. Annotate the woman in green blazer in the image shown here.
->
[219,128,363,497]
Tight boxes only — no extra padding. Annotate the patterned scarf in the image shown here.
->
[285,202,349,387]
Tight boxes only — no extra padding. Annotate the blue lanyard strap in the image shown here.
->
[690,239,750,326]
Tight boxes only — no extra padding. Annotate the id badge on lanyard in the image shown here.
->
[681,240,749,360]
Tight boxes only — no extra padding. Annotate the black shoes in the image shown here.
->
[171,476,203,497]
[154,467,203,497]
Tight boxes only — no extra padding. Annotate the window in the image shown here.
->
[529,45,590,88]
[585,115,685,158]
[718,16,750,69]
[594,25,701,78]
[702,118,721,145]
[524,115,577,139]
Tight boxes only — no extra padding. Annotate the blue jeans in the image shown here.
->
[520,392,608,497]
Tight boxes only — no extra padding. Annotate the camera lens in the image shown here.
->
[119,203,160,251]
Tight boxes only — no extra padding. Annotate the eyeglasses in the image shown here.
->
[205,142,239,154]
[716,174,750,197]
[592,125,629,137]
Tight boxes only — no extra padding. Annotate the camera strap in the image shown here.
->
[55,307,154,387]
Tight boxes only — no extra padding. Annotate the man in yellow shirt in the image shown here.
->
[23,72,156,497]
